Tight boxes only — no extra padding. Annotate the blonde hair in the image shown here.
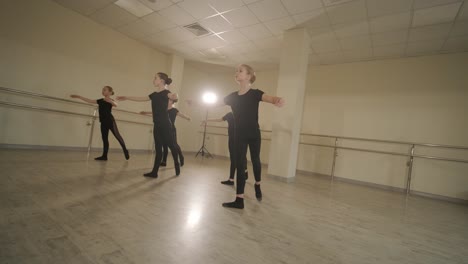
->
[239,64,256,84]
[104,86,114,95]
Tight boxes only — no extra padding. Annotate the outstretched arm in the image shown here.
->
[201,118,224,126]
[262,94,285,107]
[139,111,152,115]
[177,112,191,121]
[70,95,97,104]
[117,96,150,102]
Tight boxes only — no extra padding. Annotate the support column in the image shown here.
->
[267,28,310,183]
[168,54,184,94]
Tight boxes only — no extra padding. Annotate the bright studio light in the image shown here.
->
[202,92,217,104]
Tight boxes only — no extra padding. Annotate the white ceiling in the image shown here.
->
[54,0,468,69]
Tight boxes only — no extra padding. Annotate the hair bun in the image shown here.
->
[166,78,173,85]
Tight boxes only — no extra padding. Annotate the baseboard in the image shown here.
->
[0,143,152,153]
[267,174,295,183]
[296,169,468,204]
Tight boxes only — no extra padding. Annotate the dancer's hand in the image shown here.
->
[275,98,285,107]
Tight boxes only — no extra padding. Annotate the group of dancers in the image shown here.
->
[70,64,284,209]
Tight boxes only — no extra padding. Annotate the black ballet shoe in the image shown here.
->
[95,156,107,161]
[245,171,249,180]
[221,179,235,185]
[124,150,130,160]
[254,184,262,201]
[222,197,244,209]
[143,172,158,178]
[160,162,167,167]
[180,157,185,167]
[175,164,180,176]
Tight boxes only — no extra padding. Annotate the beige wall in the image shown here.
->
[0,0,168,150]
[181,53,468,200]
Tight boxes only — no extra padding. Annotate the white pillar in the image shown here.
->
[267,28,310,182]
[168,54,184,94]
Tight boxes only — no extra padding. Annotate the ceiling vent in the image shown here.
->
[184,23,211,37]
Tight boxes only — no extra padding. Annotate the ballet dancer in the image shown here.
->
[70,86,130,161]
[140,98,191,167]
[117,72,180,178]
[222,64,284,209]
[202,112,248,185]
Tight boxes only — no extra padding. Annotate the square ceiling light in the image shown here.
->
[114,0,154,17]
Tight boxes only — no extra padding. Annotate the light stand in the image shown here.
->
[196,108,213,158]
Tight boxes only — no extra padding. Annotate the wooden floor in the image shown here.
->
[1,149,467,264]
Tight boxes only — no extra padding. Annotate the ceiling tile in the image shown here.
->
[308,27,336,41]
[218,30,250,43]
[200,15,234,33]
[413,0,462,9]
[442,36,468,51]
[333,21,369,38]
[114,0,154,17]
[450,20,468,37]
[138,0,174,11]
[372,30,408,46]
[209,0,245,12]
[326,0,367,25]
[90,4,139,28]
[177,0,217,20]
[223,6,259,27]
[408,23,452,42]
[311,39,341,53]
[280,0,323,15]
[240,23,273,40]
[342,48,372,61]
[366,0,413,18]
[293,8,330,28]
[230,41,258,53]
[171,42,198,54]
[264,16,296,35]
[405,39,445,55]
[458,2,468,20]
[252,36,282,49]
[191,35,227,50]
[339,35,372,50]
[322,0,354,6]
[412,2,462,27]
[317,51,344,64]
[369,12,411,33]
[158,4,196,26]
[243,0,261,4]
[142,12,177,31]
[373,44,406,57]
[148,26,196,45]
[54,0,115,16]
[247,0,289,22]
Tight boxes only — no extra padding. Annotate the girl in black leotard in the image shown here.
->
[222,64,284,209]
[71,86,129,161]
[141,99,191,167]
[117,72,180,178]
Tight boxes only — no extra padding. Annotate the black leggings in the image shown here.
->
[235,130,262,195]
[152,124,179,174]
[100,120,127,156]
[229,138,247,179]
[162,127,184,163]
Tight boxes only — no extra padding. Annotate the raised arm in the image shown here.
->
[70,95,97,104]
[262,94,285,107]
[116,96,150,102]
[177,111,191,121]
